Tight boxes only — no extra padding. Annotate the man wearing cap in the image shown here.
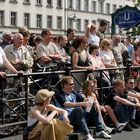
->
[27,89,73,140]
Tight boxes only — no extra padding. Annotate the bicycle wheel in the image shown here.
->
[0,125,19,138]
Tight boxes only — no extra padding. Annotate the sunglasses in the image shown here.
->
[129,82,134,84]
[106,44,110,46]
[68,83,74,86]
[82,41,87,44]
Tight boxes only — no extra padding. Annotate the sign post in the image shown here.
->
[111,5,140,35]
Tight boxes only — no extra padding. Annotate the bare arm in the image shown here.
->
[113,95,138,108]
[3,55,18,74]
[31,106,58,124]
[48,104,69,123]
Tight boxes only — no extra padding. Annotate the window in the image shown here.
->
[84,0,88,11]
[76,0,81,10]
[98,2,104,14]
[23,0,30,5]
[112,4,117,13]
[36,0,42,5]
[23,0,30,3]
[57,0,62,8]
[57,16,62,29]
[0,11,4,26]
[11,12,17,26]
[24,13,30,27]
[47,15,52,28]
[91,1,96,12]
[36,14,42,28]
[106,3,110,14]
[84,19,89,30]
[67,18,73,28]
[68,0,73,9]
[76,19,81,31]
[92,20,96,25]
[47,0,52,7]
[119,5,123,9]
[9,0,17,3]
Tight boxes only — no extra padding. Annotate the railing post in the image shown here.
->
[24,75,29,121]
[99,70,103,105]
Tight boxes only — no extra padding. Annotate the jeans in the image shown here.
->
[114,103,136,123]
[85,105,106,132]
[68,107,89,135]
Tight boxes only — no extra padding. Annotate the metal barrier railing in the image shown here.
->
[0,65,140,136]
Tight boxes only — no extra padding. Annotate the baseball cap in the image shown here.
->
[35,89,54,103]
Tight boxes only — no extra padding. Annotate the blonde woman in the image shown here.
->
[99,39,118,81]
[27,89,73,140]
[99,39,117,68]
[85,24,100,46]
[83,80,127,133]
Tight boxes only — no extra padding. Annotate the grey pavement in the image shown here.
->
[96,128,140,140]
[0,128,140,140]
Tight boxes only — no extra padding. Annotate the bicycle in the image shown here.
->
[0,75,34,138]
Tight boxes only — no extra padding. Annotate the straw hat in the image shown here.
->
[35,89,54,103]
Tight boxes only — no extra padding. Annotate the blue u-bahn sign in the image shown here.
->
[112,5,140,33]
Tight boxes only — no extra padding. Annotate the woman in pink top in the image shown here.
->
[89,44,111,96]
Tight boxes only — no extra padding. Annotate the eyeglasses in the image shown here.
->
[82,41,87,44]
[68,83,74,86]
[129,82,134,84]
[106,44,110,46]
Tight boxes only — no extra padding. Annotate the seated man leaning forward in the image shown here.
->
[27,89,73,140]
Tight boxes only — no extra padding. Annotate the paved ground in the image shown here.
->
[96,128,140,140]
[0,128,140,140]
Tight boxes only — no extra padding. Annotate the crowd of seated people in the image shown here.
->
[1,20,140,140]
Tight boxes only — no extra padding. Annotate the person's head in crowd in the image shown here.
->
[28,33,37,47]
[83,79,97,97]
[112,34,121,45]
[52,36,58,45]
[135,76,140,90]
[67,28,75,42]
[89,24,97,34]
[35,89,54,106]
[99,20,108,33]
[12,33,23,48]
[134,41,140,53]
[125,36,132,46]
[100,38,111,51]
[112,79,125,94]
[58,35,68,48]
[61,76,74,92]
[19,26,29,33]
[20,31,30,46]
[41,29,53,43]
[89,44,99,56]
[73,36,87,50]
[125,77,135,90]
[2,30,13,44]
[34,36,43,47]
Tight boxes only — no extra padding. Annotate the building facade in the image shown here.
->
[0,0,136,36]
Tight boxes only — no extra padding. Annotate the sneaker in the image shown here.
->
[96,131,111,139]
[116,122,128,132]
[129,120,139,129]
[105,126,116,134]
[85,133,95,140]
[124,123,133,131]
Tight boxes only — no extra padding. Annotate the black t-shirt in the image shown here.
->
[134,87,140,93]
[105,90,128,109]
